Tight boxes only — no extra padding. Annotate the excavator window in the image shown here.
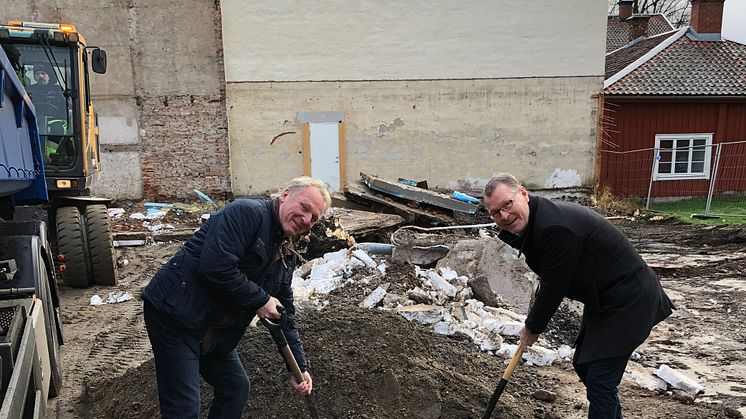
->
[0,42,77,170]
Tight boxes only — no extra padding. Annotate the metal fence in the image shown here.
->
[600,140,746,218]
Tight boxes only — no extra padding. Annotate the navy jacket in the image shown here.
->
[142,199,307,371]
[499,196,674,363]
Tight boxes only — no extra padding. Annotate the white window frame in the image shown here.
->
[653,133,713,181]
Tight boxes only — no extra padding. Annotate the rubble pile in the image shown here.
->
[292,246,572,368]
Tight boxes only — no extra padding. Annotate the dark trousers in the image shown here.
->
[144,300,251,419]
[573,353,631,419]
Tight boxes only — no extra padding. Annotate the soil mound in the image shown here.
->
[79,290,734,419]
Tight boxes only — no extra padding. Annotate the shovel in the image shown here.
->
[482,344,525,419]
[260,308,320,419]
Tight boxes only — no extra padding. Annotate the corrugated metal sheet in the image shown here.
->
[600,100,746,198]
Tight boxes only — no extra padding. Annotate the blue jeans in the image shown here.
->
[144,300,251,419]
[573,353,631,419]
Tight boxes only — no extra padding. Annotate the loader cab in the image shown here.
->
[0,21,107,197]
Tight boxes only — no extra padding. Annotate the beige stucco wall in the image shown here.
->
[228,77,602,195]
[221,0,607,81]
[222,0,607,195]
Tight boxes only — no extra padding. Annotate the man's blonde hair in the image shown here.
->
[283,176,332,210]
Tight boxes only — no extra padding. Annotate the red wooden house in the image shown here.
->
[600,0,746,200]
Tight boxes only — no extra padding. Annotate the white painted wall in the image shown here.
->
[221,0,607,81]
[222,0,607,195]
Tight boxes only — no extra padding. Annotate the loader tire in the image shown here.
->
[56,206,91,288]
[85,204,118,286]
[35,245,63,398]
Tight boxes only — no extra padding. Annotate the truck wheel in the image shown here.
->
[56,206,91,288]
[85,204,118,286]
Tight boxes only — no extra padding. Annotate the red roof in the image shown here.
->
[607,14,675,53]
[605,30,746,96]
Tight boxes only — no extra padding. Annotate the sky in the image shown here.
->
[722,0,746,44]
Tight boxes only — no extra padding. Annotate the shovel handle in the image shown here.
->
[280,345,305,383]
[259,306,287,331]
[482,345,526,419]
[260,307,305,383]
[502,344,525,380]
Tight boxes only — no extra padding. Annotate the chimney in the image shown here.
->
[618,0,633,20]
[690,0,725,34]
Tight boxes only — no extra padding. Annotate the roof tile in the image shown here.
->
[605,35,746,96]
[607,14,675,53]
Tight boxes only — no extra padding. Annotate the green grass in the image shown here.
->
[648,196,746,225]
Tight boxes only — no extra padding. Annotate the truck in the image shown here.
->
[0,21,116,288]
[0,40,63,417]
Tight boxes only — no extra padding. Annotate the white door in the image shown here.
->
[308,122,341,192]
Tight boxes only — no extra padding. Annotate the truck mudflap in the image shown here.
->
[0,299,51,419]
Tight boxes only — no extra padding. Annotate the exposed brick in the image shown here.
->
[690,0,724,34]
[139,94,231,200]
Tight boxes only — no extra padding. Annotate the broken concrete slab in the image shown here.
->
[361,283,390,309]
[437,237,537,312]
[397,304,444,324]
[655,364,704,395]
[624,362,667,391]
[352,249,377,268]
[523,346,558,366]
[467,276,503,307]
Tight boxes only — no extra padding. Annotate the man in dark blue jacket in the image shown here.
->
[483,173,674,419]
[142,176,330,418]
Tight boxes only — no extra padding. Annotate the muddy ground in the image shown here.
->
[49,205,746,418]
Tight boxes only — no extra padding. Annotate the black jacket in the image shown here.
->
[142,199,307,370]
[499,195,674,363]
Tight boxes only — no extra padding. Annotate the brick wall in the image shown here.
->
[137,2,231,201]
[140,94,231,200]
[690,0,724,34]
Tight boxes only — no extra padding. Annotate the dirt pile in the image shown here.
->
[78,258,735,419]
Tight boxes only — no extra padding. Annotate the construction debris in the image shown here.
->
[344,181,454,225]
[655,364,704,395]
[436,237,537,312]
[361,172,477,214]
[291,247,568,365]
[330,208,404,238]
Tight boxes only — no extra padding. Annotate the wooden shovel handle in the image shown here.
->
[502,345,525,380]
[280,345,305,383]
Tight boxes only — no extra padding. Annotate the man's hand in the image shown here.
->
[519,325,540,348]
[290,371,313,396]
[256,296,283,319]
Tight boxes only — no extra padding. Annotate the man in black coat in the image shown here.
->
[483,173,674,419]
[142,176,330,419]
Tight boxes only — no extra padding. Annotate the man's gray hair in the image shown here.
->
[284,176,332,209]
[483,172,522,199]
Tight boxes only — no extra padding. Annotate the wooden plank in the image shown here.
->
[330,208,404,236]
[344,182,454,225]
[361,172,477,214]
[338,122,347,189]
[302,123,311,176]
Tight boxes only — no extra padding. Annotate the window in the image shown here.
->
[653,134,713,180]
